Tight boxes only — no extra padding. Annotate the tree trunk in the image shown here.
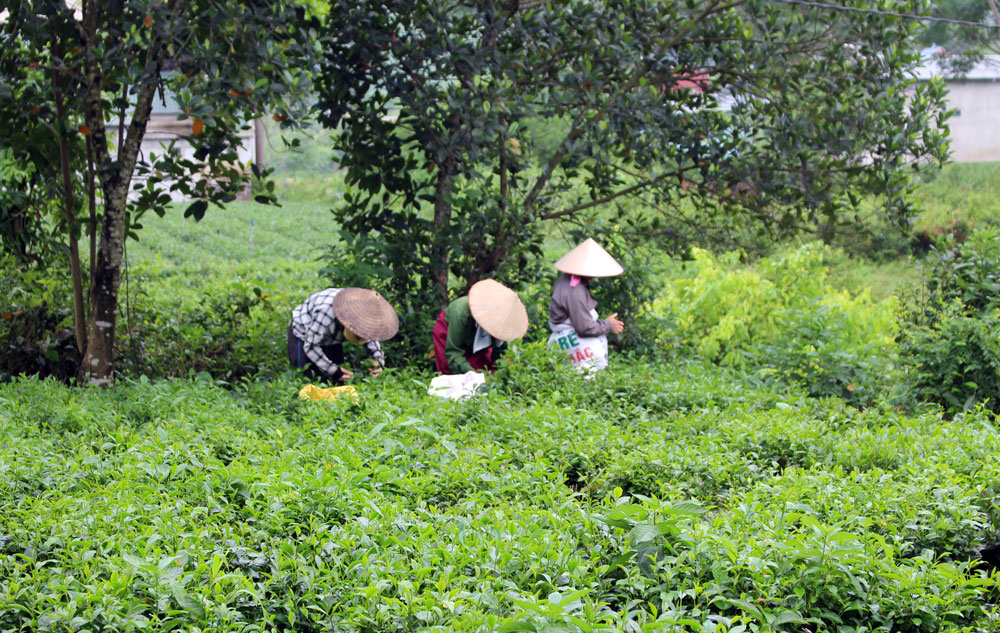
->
[254,118,266,168]
[86,135,97,300]
[432,159,455,306]
[77,38,163,384]
[79,105,156,384]
[50,25,87,356]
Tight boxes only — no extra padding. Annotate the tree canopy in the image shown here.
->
[916,0,1000,65]
[315,0,951,355]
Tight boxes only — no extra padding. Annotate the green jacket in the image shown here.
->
[444,296,504,373]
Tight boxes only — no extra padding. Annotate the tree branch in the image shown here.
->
[522,0,736,214]
[540,169,680,221]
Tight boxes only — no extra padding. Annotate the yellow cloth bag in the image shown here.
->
[298,384,359,402]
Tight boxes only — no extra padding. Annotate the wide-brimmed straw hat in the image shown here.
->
[468,279,528,341]
[332,288,399,341]
[554,238,624,277]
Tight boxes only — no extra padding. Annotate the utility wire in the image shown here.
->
[768,0,1000,29]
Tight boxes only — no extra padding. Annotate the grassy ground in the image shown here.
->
[128,199,335,303]
[911,161,1000,232]
[823,251,923,304]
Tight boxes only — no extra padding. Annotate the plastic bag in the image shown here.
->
[548,323,609,371]
[428,371,486,400]
[298,384,359,402]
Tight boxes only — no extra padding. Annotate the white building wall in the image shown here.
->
[916,56,1000,163]
[943,82,1000,162]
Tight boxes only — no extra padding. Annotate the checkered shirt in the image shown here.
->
[290,288,385,378]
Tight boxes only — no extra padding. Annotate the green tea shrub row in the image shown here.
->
[3,359,997,632]
[116,278,289,381]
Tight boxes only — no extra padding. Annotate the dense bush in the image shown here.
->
[922,229,1000,314]
[117,279,287,381]
[899,304,1000,413]
[654,243,898,403]
[898,229,1000,414]
[0,255,79,381]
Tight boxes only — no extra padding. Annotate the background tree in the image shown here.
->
[915,0,1000,69]
[315,0,950,360]
[0,0,318,384]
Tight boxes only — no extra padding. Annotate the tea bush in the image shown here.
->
[0,254,79,381]
[117,278,288,380]
[898,229,1000,414]
[655,243,899,403]
[114,200,350,381]
[922,229,1000,314]
[4,170,1000,632]
[899,304,1000,413]
[3,356,998,632]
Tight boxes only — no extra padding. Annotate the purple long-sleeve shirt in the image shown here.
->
[548,273,611,337]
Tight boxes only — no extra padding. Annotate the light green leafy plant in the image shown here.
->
[655,243,898,402]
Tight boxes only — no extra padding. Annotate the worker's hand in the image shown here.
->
[607,312,625,335]
[338,368,354,382]
[368,360,383,377]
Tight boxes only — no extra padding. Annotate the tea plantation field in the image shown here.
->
[3,198,1000,632]
[2,356,999,632]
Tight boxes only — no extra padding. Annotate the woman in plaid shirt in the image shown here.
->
[288,287,398,382]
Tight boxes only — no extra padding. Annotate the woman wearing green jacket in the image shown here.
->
[432,279,528,374]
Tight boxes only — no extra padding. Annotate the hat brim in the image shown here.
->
[332,288,399,341]
[554,238,624,277]
[468,280,529,341]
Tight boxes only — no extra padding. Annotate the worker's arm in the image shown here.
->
[565,286,612,337]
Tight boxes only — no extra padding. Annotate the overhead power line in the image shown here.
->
[769,0,1000,29]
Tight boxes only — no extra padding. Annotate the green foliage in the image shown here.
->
[823,249,922,304]
[923,229,1000,314]
[118,281,282,381]
[911,162,1000,236]
[114,200,340,381]
[900,303,1000,413]
[914,0,996,68]
[315,0,949,343]
[898,229,1000,414]
[261,120,340,176]
[656,243,899,402]
[0,146,64,264]
[0,0,320,381]
[0,255,78,381]
[2,355,998,631]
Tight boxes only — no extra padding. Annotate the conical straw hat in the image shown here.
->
[332,288,399,341]
[467,279,528,341]
[553,238,624,277]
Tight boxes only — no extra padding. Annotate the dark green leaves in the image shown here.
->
[315,0,949,370]
[183,200,208,222]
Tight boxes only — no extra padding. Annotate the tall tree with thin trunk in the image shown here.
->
[0,0,318,384]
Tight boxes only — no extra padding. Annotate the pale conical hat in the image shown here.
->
[554,238,624,277]
[467,279,529,341]
[332,288,399,341]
